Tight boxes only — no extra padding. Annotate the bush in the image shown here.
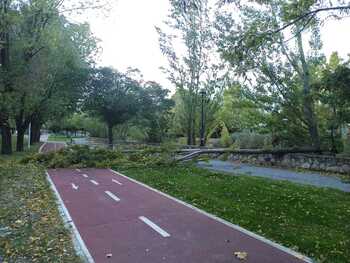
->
[220,125,233,147]
[232,132,272,149]
[342,135,350,155]
[21,145,177,169]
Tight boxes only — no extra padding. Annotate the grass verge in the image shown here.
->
[48,134,84,142]
[118,165,350,263]
[0,158,81,262]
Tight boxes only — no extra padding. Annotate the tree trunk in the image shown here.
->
[1,124,12,155]
[31,121,41,144]
[108,124,114,149]
[16,128,25,152]
[30,113,42,144]
[296,31,320,149]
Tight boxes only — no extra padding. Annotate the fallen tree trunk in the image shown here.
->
[175,148,323,162]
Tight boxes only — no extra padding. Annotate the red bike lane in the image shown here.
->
[47,168,313,263]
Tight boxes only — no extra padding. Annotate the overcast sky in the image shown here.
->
[82,0,350,91]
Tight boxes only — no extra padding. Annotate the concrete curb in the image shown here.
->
[46,172,94,263]
[109,169,316,263]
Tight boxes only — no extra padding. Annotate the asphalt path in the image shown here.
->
[198,160,350,192]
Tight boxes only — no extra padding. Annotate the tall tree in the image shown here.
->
[84,67,142,148]
[139,81,174,143]
[216,0,325,148]
[157,0,214,145]
[0,0,102,153]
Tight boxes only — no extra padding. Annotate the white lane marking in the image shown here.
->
[105,191,120,202]
[90,180,99,185]
[72,183,79,190]
[109,169,313,263]
[112,179,122,185]
[82,174,88,178]
[46,172,94,263]
[139,216,170,238]
[76,169,81,172]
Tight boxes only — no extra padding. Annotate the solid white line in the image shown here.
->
[76,169,81,172]
[139,216,170,238]
[90,180,99,186]
[72,183,79,190]
[82,174,88,178]
[112,179,122,185]
[105,191,120,202]
[46,172,94,263]
[109,169,314,263]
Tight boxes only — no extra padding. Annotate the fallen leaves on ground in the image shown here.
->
[0,162,82,262]
[234,251,248,260]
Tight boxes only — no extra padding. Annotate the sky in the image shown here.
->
[79,0,350,91]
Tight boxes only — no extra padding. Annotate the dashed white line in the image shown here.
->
[76,169,81,172]
[90,180,99,185]
[105,191,120,202]
[112,179,122,185]
[82,174,88,178]
[72,183,79,190]
[139,216,170,238]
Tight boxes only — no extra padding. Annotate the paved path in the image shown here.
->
[198,160,350,192]
[47,168,312,263]
[39,142,66,153]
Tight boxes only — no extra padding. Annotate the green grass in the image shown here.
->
[118,165,350,263]
[48,134,84,142]
[0,137,42,162]
[48,134,72,142]
[0,149,81,262]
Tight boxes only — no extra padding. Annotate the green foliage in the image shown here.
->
[232,132,272,149]
[219,124,233,147]
[21,145,177,168]
[342,135,350,156]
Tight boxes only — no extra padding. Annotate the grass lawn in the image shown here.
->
[48,134,72,142]
[0,137,42,162]
[48,134,84,142]
[0,150,81,262]
[118,165,350,263]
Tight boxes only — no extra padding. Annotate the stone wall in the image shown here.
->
[227,153,350,174]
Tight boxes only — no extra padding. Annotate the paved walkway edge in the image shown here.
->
[109,169,316,263]
[46,172,95,263]
[38,142,46,153]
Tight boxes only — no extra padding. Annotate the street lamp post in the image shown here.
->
[200,89,206,147]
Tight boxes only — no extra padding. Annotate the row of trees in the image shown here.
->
[83,67,173,147]
[0,0,102,154]
[2,0,350,154]
[157,0,350,152]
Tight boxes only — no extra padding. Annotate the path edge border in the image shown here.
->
[46,171,94,263]
[109,168,316,263]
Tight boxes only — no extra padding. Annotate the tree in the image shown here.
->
[139,81,174,143]
[0,0,103,154]
[84,67,142,148]
[216,0,325,148]
[219,0,350,36]
[316,52,350,152]
[157,0,214,145]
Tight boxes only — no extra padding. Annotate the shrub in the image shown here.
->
[21,145,177,169]
[220,125,233,147]
[232,132,272,149]
[342,135,350,155]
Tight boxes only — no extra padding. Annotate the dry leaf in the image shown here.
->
[234,251,248,260]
